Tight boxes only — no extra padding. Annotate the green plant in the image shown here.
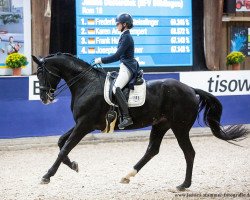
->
[226,51,246,66]
[5,53,27,69]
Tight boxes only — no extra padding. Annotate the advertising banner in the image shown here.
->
[0,0,31,75]
[180,71,250,96]
[231,27,249,56]
[29,75,40,100]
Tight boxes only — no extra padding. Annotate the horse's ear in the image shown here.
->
[32,55,41,65]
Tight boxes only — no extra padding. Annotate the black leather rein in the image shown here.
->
[38,62,93,99]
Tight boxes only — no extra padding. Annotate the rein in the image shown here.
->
[38,53,107,100]
[39,61,94,99]
[53,67,93,97]
[54,62,106,97]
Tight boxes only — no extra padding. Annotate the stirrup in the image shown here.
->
[118,117,133,129]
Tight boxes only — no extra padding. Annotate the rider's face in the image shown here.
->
[116,23,123,32]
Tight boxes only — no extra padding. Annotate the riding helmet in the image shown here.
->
[116,13,133,29]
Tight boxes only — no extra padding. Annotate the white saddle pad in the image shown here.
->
[104,72,146,107]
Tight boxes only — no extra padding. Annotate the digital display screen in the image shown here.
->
[76,0,193,68]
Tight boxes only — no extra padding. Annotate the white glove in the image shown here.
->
[94,57,102,64]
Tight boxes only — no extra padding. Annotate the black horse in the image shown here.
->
[32,53,248,191]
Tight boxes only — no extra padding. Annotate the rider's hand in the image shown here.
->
[94,57,102,64]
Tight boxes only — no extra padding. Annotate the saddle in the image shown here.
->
[104,70,146,107]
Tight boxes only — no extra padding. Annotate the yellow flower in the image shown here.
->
[226,51,245,66]
[5,53,28,69]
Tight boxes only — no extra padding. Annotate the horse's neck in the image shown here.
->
[54,56,92,83]
[53,56,102,96]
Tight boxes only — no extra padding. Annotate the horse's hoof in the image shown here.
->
[40,177,50,184]
[120,177,130,184]
[176,185,186,191]
[72,161,79,173]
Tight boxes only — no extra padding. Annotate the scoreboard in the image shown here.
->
[76,0,193,68]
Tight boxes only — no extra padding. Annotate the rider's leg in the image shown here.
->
[115,87,133,129]
[112,63,131,94]
[113,63,133,129]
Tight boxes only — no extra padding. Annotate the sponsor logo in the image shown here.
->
[180,71,250,96]
[208,75,250,93]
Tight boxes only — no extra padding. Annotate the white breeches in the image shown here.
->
[113,63,131,94]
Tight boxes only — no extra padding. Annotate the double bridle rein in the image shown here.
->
[37,58,94,101]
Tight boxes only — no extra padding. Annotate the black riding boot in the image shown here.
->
[115,87,133,129]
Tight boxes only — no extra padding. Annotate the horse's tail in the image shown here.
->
[194,88,249,141]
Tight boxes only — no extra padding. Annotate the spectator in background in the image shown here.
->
[7,36,21,55]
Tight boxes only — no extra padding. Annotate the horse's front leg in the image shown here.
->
[41,121,93,184]
[58,127,79,172]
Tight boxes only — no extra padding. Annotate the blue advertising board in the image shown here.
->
[76,0,193,68]
[0,71,250,139]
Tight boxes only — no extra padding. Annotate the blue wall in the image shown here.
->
[0,73,249,139]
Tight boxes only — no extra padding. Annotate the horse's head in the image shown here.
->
[32,55,61,104]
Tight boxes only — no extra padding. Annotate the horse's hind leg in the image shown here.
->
[121,121,169,183]
[58,127,79,172]
[172,125,195,191]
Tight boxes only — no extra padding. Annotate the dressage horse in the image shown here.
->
[32,53,248,191]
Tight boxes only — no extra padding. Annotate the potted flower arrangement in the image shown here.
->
[226,51,246,70]
[5,53,27,76]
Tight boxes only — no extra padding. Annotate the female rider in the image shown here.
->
[94,13,139,129]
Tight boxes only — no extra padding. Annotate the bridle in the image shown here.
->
[37,61,58,101]
[37,58,94,101]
